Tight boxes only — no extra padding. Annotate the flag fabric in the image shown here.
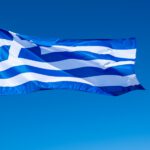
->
[0,29,144,96]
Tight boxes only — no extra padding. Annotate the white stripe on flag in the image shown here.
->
[0,58,135,72]
[0,73,139,87]
[41,45,136,59]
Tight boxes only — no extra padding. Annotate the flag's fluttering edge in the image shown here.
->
[0,29,144,96]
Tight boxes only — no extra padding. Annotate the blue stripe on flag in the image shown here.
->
[0,81,144,96]
[0,29,13,40]
[53,38,136,49]
[0,64,135,79]
[17,33,136,49]
[17,34,58,47]
[19,47,135,62]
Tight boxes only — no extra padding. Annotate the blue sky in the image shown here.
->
[0,0,150,150]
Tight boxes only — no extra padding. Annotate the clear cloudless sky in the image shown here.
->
[0,0,150,150]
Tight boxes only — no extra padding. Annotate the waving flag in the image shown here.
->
[0,29,144,96]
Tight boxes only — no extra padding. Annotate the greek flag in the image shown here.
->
[0,29,144,96]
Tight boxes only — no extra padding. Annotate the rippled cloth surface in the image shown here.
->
[0,29,144,96]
